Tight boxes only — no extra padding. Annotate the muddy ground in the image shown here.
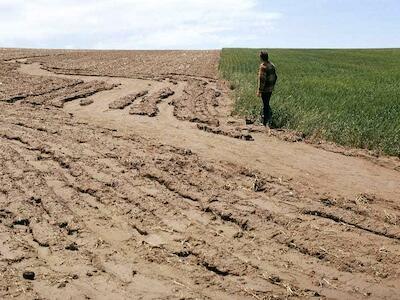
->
[0,49,399,300]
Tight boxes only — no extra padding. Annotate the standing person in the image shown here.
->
[257,51,277,127]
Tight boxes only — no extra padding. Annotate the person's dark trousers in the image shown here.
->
[261,92,273,126]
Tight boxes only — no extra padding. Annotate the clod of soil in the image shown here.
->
[197,124,254,141]
[23,271,35,280]
[13,218,30,226]
[80,98,94,106]
[58,281,68,288]
[65,242,79,251]
[268,275,281,284]
[109,90,148,110]
[58,222,68,228]
[130,88,175,117]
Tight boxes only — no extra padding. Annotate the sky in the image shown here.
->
[0,0,399,49]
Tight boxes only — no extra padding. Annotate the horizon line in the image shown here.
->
[1,46,400,51]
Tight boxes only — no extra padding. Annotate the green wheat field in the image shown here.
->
[219,48,400,156]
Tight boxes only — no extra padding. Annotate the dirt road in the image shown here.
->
[0,50,399,299]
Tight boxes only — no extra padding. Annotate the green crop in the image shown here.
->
[219,48,400,156]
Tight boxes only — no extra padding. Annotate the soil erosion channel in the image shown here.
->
[19,62,400,203]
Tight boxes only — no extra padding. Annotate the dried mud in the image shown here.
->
[109,91,149,110]
[0,49,399,300]
[130,88,175,117]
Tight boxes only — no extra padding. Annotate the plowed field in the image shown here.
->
[0,49,399,300]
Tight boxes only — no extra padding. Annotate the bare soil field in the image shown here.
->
[0,49,399,300]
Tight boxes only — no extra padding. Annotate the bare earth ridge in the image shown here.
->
[0,49,399,300]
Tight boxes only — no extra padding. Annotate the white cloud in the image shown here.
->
[0,0,282,49]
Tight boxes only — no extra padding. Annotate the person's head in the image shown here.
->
[260,51,269,62]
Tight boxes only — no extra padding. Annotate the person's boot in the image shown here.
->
[262,117,269,127]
